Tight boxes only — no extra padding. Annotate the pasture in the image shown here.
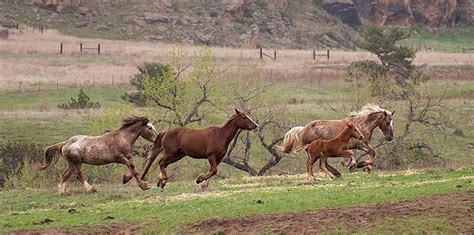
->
[0,168,472,233]
[0,28,473,233]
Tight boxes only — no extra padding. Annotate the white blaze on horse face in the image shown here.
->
[147,122,158,134]
[390,120,394,129]
[354,126,364,140]
[245,114,259,128]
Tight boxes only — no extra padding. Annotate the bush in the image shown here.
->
[58,89,101,109]
[122,63,175,107]
[0,141,42,188]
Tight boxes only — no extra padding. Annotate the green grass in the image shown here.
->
[404,27,474,52]
[0,167,472,233]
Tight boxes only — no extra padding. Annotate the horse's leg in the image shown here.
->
[117,155,149,190]
[138,144,161,181]
[319,155,336,179]
[306,151,318,181]
[196,155,218,184]
[324,161,342,178]
[337,149,356,170]
[58,165,74,195]
[157,153,184,189]
[74,164,96,193]
[354,142,375,173]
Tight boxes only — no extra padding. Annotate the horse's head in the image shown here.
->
[233,109,259,131]
[377,111,395,141]
[137,118,159,142]
[346,122,364,141]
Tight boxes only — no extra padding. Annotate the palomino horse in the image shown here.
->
[296,122,364,180]
[40,117,158,195]
[277,104,394,175]
[136,109,259,189]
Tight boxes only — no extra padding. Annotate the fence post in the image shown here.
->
[259,48,263,59]
[274,50,276,60]
[80,43,83,53]
[60,42,63,54]
[313,49,315,60]
[327,50,330,60]
[74,77,77,88]
[98,44,101,55]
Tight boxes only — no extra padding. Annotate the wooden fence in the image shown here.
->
[260,48,330,60]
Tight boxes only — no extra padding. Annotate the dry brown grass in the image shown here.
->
[0,27,472,90]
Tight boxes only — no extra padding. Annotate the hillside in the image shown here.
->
[0,0,473,49]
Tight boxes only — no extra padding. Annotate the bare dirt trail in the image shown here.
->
[184,192,474,234]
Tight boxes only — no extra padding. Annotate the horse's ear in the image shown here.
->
[384,111,388,116]
[391,110,395,116]
[235,108,240,114]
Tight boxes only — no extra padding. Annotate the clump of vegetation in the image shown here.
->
[0,141,42,188]
[122,63,175,107]
[58,89,100,110]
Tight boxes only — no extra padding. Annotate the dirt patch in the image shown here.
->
[6,221,149,235]
[184,192,474,234]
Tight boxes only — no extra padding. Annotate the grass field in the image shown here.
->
[0,167,472,233]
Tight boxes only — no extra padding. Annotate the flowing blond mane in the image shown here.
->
[350,104,391,117]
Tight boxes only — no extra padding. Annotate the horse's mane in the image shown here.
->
[120,116,149,129]
[349,104,391,117]
[222,114,238,126]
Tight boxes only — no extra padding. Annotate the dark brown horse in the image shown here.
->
[277,104,394,175]
[297,122,364,180]
[40,117,158,195]
[136,109,259,189]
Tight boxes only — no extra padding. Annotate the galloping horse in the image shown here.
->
[40,117,158,195]
[136,109,259,189]
[296,122,364,180]
[277,104,394,175]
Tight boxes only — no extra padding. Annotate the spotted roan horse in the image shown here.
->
[136,109,259,189]
[277,104,394,175]
[40,117,158,195]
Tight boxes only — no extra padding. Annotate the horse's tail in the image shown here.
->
[293,144,310,153]
[40,141,66,170]
[276,126,304,153]
[139,131,166,181]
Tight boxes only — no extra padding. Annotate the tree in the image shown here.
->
[221,74,289,176]
[123,48,216,127]
[348,24,450,169]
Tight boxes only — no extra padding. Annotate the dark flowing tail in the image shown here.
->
[40,142,66,170]
[139,131,165,181]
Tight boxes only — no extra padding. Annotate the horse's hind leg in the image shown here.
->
[74,164,96,193]
[117,155,149,190]
[325,162,342,178]
[58,165,74,195]
[306,151,318,181]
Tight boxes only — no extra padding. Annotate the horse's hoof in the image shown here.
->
[88,188,97,193]
[122,173,133,184]
[59,191,71,196]
[157,180,167,189]
[138,181,149,190]
[333,172,342,178]
[196,174,206,184]
[307,176,316,182]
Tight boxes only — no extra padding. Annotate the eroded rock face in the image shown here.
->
[322,0,361,28]
[353,0,459,28]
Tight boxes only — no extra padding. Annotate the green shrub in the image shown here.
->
[122,63,175,107]
[0,141,42,188]
[58,89,101,109]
